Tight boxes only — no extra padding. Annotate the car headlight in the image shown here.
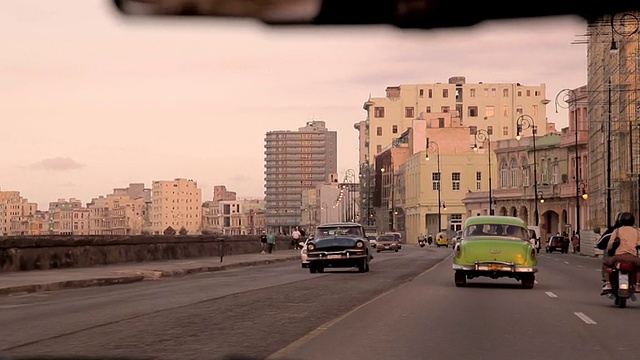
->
[355,240,364,248]
[307,243,315,251]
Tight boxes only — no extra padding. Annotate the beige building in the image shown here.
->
[150,178,202,235]
[49,198,89,235]
[87,193,147,235]
[0,189,46,236]
[264,120,337,234]
[357,76,552,226]
[585,12,640,228]
[202,185,265,235]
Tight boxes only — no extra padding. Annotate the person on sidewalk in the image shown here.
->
[266,231,276,254]
[291,228,301,250]
[260,231,268,254]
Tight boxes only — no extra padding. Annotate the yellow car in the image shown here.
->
[436,231,449,248]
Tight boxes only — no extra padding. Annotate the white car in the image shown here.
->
[367,235,378,248]
[300,237,311,268]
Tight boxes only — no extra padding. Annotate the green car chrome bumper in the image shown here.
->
[453,261,537,273]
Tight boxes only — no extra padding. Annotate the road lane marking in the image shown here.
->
[545,291,558,298]
[574,312,597,324]
[535,280,539,284]
[266,253,452,359]
[595,269,601,272]
[564,261,570,264]
[578,265,584,268]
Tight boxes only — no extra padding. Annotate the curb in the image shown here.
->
[0,275,146,296]
[0,256,300,296]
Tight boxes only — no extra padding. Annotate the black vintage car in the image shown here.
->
[306,222,373,273]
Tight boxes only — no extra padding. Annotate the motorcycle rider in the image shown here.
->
[597,212,623,292]
[601,212,640,294]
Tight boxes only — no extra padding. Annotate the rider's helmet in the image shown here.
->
[614,211,625,226]
[618,212,635,227]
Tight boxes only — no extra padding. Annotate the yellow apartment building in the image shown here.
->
[150,178,202,235]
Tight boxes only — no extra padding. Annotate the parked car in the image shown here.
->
[376,234,399,252]
[452,216,538,288]
[546,235,569,253]
[305,222,373,273]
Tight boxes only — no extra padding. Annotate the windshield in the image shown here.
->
[377,235,395,242]
[464,224,529,240]
[315,226,364,238]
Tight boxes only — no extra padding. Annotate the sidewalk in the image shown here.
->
[0,250,300,296]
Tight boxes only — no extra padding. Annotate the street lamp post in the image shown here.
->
[516,114,540,226]
[472,129,493,215]
[555,88,583,235]
[426,138,442,232]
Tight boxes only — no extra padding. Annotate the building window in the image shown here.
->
[443,89,449,98]
[516,107,523,115]
[374,107,385,117]
[503,105,509,117]
[487,126,493,135]
[469,126,477,135]
[484,88,489,97]
[476,171,482,190]
[456,88,463,101]
[426,106,431,113]
[377,145,382,153]
[552,161,559,184]
[522,159,530,186]
[491,88,497,97]
[526,89,531,96]
[503,126,509,136]
[432,172,440,190]
[532,104,538,116]
[441,106,450,113]
[535,90,540,96]
[485,105,495,117]
[428,89,433,98]
[500,160,508,188]
[510,159,519,187]
[419,89,424,97]
[503,88,509,97]
[376,126,383,136]
[468,106,478,117]
[392,125,398,134]
[470,89,476,97]
[452,172,461,191]
[405,106,415,118]
[438,118,445,128]
[518,90,522,97]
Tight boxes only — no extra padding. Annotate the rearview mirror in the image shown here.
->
[111,1,640,30]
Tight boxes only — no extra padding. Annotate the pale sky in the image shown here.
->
[1,1,588,209]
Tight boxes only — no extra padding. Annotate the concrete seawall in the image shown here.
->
[0,235,291,273]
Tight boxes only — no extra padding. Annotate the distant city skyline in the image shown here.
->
[1,1,587,209]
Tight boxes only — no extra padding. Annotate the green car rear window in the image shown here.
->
[464,223,529,240]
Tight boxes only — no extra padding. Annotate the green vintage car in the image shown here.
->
[452,216,538,288]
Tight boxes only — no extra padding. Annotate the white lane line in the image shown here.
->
[564,261,570,264]
[595,269,601,272]
[578,265,584,268]
[534,280,539,284]
[574,312,597,325]
[545,291,558,298]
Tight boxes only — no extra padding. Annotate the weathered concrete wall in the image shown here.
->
[0,235,291,273]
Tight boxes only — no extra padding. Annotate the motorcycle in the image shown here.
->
[418,239,426,247]
[607,260,638,308]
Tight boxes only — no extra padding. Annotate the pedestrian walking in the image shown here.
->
[260,231,267,254]
[291,227,301,249]
[267,231,276,254]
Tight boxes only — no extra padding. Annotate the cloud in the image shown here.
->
[30,157,85,171]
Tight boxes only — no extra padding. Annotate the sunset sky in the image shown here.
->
[1,1,587,208]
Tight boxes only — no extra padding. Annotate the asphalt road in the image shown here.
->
[0,245,448,360]
[276,251,640,360]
